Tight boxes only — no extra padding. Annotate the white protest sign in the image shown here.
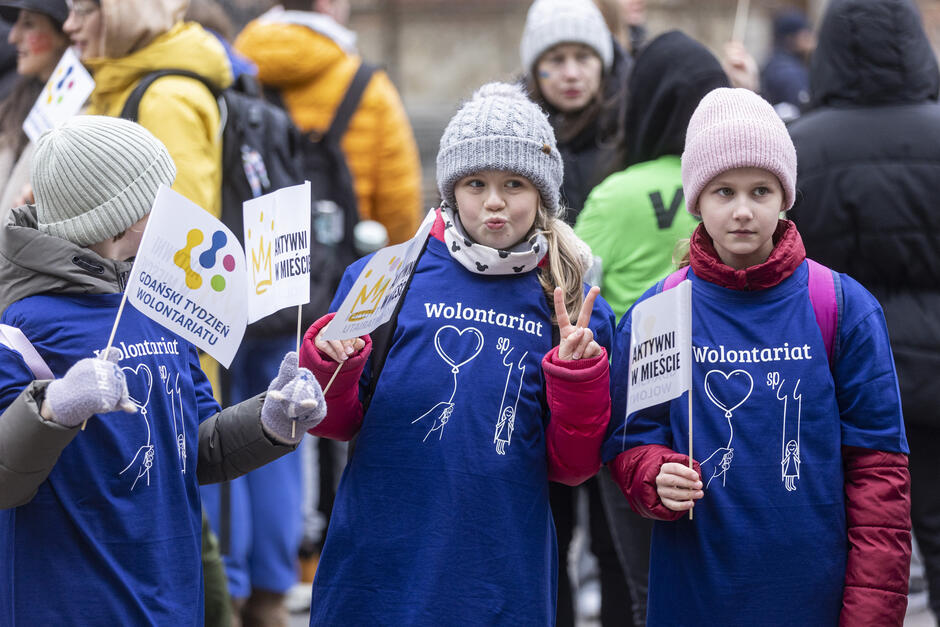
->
[242,182,311,323]
[321,209,435,340]
[125,186,248,368]
[626,280,692,416]
[23,48,95,143]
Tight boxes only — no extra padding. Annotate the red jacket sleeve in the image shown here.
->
[840,445,911,627]
[542,345,610,486]
[298,313,372,441]
[609,444,702,521]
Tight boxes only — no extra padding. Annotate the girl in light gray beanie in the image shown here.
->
[436,81,595,323]
[300,81,614,625]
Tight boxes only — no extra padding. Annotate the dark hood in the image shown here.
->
[0,205,131,316]
[810,0,939,107]
[623,30,730,167]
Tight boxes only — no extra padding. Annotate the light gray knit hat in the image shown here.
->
[520,0,614,73]
[437,82,564,214]
[32,115,176,246]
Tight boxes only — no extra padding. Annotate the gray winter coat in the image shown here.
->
[0,205,295,508]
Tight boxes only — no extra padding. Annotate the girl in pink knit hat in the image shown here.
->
[603,87,911,625]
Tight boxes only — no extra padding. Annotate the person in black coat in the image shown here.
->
[788,0,940,619]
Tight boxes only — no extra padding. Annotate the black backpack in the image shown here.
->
[120,65,376,339]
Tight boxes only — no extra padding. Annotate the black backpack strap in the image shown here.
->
[346,235,427,463]
[120,69,219,122]
[324,62,376,142]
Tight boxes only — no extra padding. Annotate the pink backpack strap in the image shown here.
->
[806,259,840,366]
[660,266,690,292]
[0,323,54,380]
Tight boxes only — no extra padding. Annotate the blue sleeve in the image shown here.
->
[602,285,673,463]
[587,284,616,357]
[834,275,908,453]
[0,346,35,413]
[189,345,222,422]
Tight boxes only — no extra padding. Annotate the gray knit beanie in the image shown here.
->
[520,0,614,73]
[437,82,564,215]
[32,115,176,247]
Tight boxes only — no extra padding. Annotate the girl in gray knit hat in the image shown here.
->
[297,82,615,625]
[0,114,327,625]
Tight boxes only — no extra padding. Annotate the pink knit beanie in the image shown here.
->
[681,87,797,216]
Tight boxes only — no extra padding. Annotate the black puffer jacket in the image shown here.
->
[788,0,940,427]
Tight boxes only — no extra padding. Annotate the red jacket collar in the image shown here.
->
[689,220,806,290]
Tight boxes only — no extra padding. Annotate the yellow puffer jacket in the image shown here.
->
[83,0,232,218]
[235,14,422,244]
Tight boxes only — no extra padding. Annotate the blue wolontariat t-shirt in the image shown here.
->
[310,236,614,626]
[603,261,907,626]
[0,293,220,626]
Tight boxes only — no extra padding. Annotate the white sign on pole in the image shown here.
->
[242,182,311,323]
[23,48,95,143]
[125,186,248,368]
[626,280,693,417]
[321,209,435,341]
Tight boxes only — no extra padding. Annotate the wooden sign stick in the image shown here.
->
[82,289,130,431]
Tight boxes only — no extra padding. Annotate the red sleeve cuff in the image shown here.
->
[609,445,701,521]
[298,313,373,441]
[542,345,609,381]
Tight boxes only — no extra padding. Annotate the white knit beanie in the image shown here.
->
[520,0,614,73]
[436,82,564,215]
[32,115,176,247]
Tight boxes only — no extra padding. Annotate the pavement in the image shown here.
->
[287,584,937,626]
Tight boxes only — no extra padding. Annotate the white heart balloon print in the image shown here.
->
[703,369,754,418]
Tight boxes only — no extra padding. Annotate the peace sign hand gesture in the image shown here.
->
[554,285,602,361]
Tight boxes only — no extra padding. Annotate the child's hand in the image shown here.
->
[261,352,327,445]
[43,348,136,427]
[554,285,602,360]
[656,462,704,512]
[314,331,366,363]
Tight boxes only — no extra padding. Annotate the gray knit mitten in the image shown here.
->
[45,348,136,428]
[261,352,326,445]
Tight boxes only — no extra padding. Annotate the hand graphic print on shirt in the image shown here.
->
[776,377,802,491]
[701,369,754,488]
[494,337,527,455]
[413,325,484,442]
[119,363,155,490]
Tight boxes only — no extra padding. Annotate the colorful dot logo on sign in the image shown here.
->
[175,229,237,292]
[199,230,228,269]
[173,229,204,289]
[195,230,237,292]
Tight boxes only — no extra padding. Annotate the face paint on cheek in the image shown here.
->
[538,70,550,79]
[24,32,55,55]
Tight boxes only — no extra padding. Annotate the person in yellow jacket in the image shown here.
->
[234,0,422,245]
[64,2,231,344]
[63,0,231,220]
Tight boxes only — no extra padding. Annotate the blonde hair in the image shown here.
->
[535,205,588,327]
[672,237,691,269]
